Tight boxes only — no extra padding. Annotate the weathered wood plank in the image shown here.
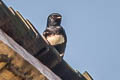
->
[0,0,61,68]
[51,60,86,80]
[0,29,61,80]
[0,1,93,80]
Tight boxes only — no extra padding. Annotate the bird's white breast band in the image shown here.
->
[47,35,65,45]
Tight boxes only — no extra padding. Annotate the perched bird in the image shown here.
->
[43,13,67,58]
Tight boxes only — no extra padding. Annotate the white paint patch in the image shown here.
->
[47,35,65,45]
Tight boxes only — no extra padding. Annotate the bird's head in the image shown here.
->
[47,13,62,27]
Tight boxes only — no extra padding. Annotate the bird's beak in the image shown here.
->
[57,16,61,19]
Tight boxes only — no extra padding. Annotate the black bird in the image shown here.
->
[43,13,67,58]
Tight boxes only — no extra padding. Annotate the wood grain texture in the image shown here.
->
[0,41,48,80]
[0,0,93,80]
[0,0,61,68]
[0,29,61,80]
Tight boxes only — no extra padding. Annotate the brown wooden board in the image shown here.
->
[0,29,61,80]
[0,0,61,68]
[0,0,93,80]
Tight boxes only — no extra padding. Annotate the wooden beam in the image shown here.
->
[0,29,61,80]
[51,60,86,80]
[0,0,61,68]
[0,0,93,80]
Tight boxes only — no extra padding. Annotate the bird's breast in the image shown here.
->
[46,35,65,45]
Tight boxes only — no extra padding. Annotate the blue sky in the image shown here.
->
[4,0,120,80]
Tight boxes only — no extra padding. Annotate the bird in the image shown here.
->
[43,13,67,58]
